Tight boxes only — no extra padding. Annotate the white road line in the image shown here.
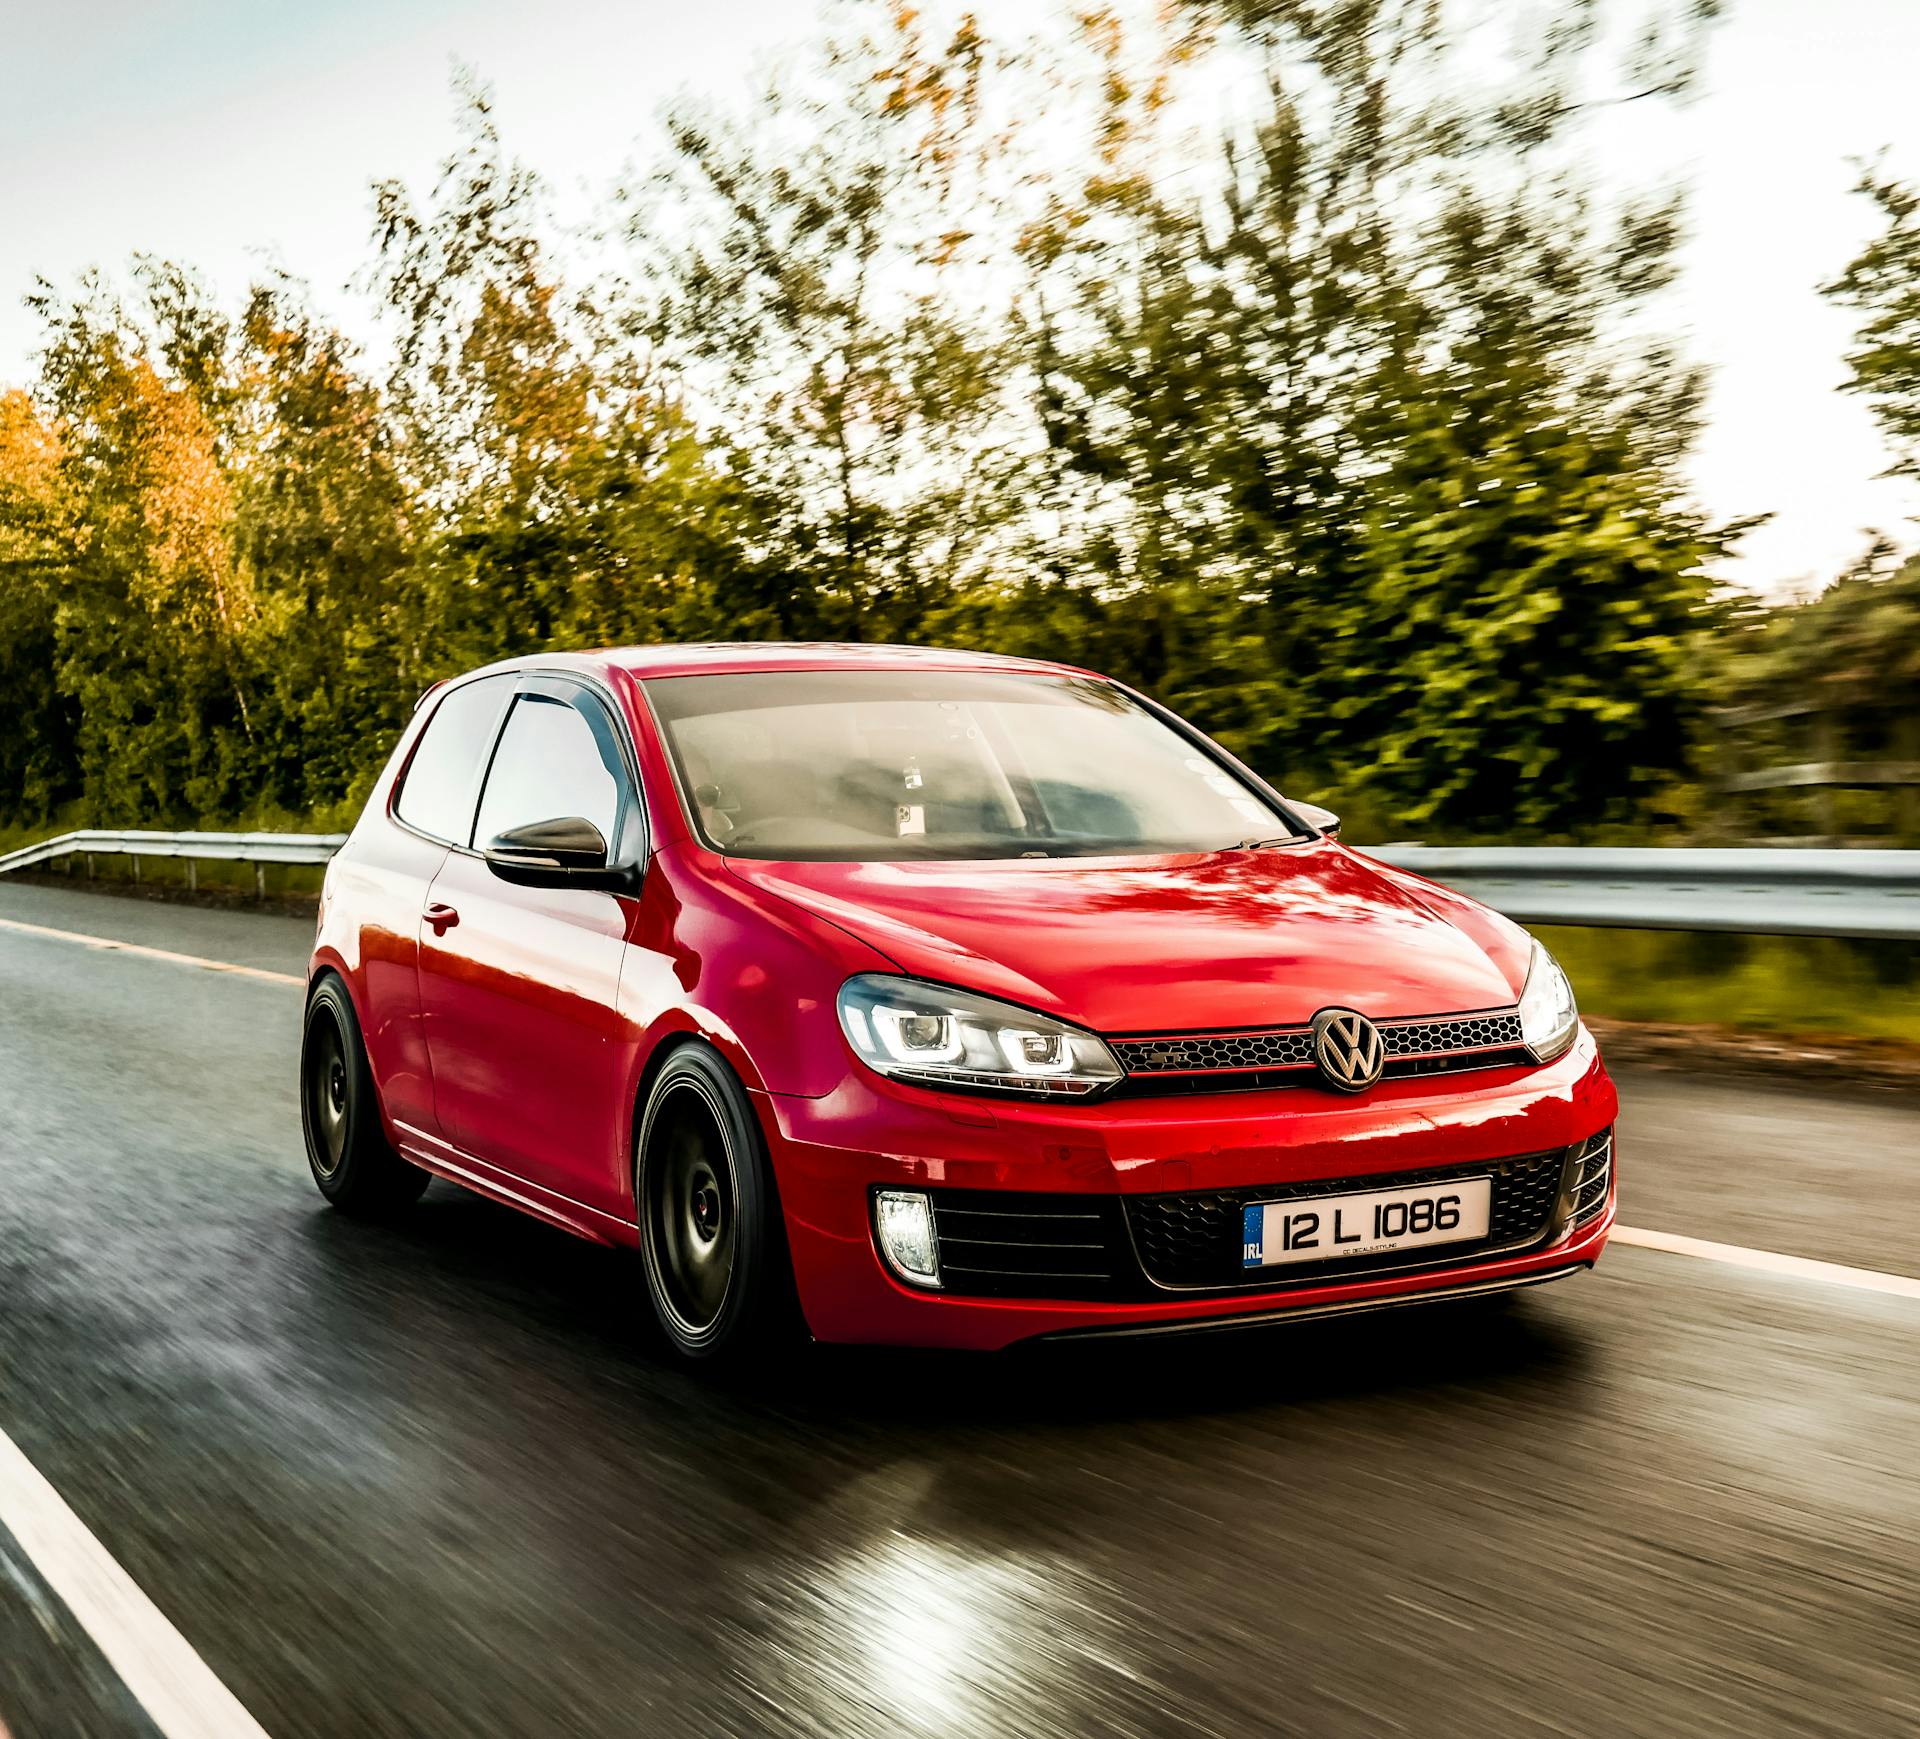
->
[0,1426,271,1738]
[0,916,301,986]
[1613,1224,1920,1299]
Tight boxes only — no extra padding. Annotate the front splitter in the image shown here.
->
[1033,1262,1592,1342]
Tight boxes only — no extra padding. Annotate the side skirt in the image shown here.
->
[391,1120,640,1248]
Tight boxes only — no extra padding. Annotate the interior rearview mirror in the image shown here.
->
[1292,801,1341,840]
[482,816,633,889]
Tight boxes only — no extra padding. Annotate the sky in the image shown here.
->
[3,0,1919,597]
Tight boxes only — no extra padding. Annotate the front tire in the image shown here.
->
[635,1045,793,1363]
[301,974,428,1217]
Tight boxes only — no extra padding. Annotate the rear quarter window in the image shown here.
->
[393,676,513,845]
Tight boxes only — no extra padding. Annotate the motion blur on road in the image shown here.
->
[5,0,1920,1733]
[0,876,1916,1738]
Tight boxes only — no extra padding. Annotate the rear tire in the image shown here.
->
[635,1045,795,1364]
[301,974,428,1217]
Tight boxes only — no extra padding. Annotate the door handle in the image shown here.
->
[425,902,460,936]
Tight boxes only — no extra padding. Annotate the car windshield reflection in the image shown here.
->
[644,668,1299,862]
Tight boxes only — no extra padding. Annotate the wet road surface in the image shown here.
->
[0,880,1916,1737]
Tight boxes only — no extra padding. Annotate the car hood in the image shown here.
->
[725,843,1529,1034]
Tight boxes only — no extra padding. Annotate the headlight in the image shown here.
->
[1517,939,1578,1062]
[837,975,1124,1097]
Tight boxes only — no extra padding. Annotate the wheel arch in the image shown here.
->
[628,1031,789,1233]
[621,1014,772,1199]
[306,947,357,1008]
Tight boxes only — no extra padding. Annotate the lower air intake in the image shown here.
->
[925,1190,1132,1300]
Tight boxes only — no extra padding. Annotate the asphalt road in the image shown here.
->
[0,879,1916,1738]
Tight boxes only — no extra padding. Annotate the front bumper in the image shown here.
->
[761,1024,1619,1350]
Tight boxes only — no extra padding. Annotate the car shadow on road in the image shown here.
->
[297,1177,1595,1436]
[813,1295,1593,1428]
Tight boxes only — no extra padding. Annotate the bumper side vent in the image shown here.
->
[1569,1129,1614,1227]
[926,1191,1132,1300]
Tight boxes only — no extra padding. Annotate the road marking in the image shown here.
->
[1613,1224,1920,1299]
[0,1426,271,1738]
[0,916,301,986]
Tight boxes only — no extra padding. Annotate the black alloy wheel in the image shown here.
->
[306,1012,351,1179]
[301,974,429,1216]
[636,1045,794,1362]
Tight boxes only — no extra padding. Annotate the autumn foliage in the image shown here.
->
[0,3,1793,840]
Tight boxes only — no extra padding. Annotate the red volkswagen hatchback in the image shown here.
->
[303,643,1616,1358]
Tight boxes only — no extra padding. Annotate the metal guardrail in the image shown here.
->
[1368,846,1920,942]
[0,829,348,895]
[0,830,1915,938]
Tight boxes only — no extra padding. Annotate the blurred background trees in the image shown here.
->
[0,0,1912,844]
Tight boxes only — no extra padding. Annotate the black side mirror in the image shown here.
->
[483,817,634,890]
[1292,801,1341,840]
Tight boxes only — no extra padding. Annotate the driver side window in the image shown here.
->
[472,690,626,850]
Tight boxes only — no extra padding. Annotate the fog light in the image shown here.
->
[874,1189,940,1287]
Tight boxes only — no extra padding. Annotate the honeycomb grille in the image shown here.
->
[1113,1029,1314,1072]
[1125,1147,1571,1290]
[1383,1012,1524,1056]
[1111,1009,1525,1079]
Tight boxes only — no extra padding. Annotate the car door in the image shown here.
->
[364,671,516,1141]
[415,675,642,1216]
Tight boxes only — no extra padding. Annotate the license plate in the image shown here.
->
[1241,1177,1491,1269]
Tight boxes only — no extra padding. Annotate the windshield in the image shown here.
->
[643,668,1300,861]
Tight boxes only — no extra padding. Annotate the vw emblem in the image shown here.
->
[1312,1008,1385,1093]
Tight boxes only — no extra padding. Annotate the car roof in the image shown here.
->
[466,641,1102,683]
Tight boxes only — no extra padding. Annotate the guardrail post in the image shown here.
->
[1812,714,1840,839]
[1900,714,1920,842]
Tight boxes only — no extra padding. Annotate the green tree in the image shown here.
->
[229,278,419,811]
[369,82,742,674]
[646,6,1026,642]
[1826,166,1920,480]
[0,389,82,817]
[0,3,1741,843]
[981,0,1737,833]
[26,266,261,819]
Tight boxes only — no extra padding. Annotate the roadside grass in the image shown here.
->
[1540,926,1920,1046]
